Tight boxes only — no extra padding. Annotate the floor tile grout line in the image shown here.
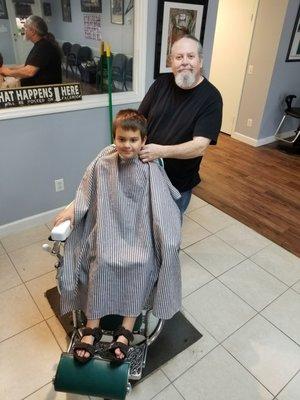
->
[258,312,300,348]
[23,279,54,321]
[216,273,290,314]
[219,343,276,398]
[0,319,46,345]
[257,285,295,314]
[249,256,300,287]
[45,317,67,353]
[165,342,220,384]
[1,227,51,254]
[21,380,53,400]
[273,367,300,399]
[181,246,246,280]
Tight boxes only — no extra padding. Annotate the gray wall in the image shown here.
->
[259,0,300,139]
[46,0,134,56]
[0,0,219,226]
[0,18,15,64]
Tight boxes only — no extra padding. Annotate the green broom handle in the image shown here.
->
[106,51,113,144]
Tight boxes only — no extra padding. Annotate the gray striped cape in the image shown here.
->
[60,145,182,320]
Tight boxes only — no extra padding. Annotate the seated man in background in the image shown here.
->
[0,15,62,87]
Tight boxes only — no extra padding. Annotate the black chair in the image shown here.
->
[76,46,94,82]
[275,95,300,150]
[66,44,81,79]
[124,57,133,91]
[111,53,127,92]
[61,42,72,74]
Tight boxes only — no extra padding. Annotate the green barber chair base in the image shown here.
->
[54,353,130,400]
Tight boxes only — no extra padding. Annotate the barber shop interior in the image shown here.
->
[0,0,300,399]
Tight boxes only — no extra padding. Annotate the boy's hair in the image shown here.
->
[113,109,147,139]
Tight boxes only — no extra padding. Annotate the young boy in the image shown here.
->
[54,109,181,363]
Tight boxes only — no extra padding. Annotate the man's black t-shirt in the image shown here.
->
[21,38,62,86]
[138,74,222,192]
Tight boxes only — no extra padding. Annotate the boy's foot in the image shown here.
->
[108,326,134,362]
[73,327,102,363]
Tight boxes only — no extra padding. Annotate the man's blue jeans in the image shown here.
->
[176,190,192,215]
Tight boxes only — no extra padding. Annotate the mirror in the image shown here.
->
[0,0,134,95]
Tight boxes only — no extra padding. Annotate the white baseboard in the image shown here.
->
[232,132,276,147]
[0,206,65,238]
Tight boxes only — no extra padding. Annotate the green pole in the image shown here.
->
[106,51,113,144]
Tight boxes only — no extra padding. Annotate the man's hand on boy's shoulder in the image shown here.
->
[139,143,165,162]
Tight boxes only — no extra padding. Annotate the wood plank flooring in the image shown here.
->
[193,133,300,257]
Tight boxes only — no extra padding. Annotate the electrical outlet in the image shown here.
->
[247,118,253,127]
[248,64,254,74]
[55,178,64,192]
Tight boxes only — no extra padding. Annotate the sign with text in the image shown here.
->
[0,83,82,109]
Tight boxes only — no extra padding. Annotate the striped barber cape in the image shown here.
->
[60,145,182,320]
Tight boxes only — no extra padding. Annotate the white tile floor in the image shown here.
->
[0,194,299,400]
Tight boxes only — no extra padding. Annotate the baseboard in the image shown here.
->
[232,132,276,147]
[0,206,65,238]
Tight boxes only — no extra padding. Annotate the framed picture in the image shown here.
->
[61,0,72,22]
[81,0,102,13]
[111,0,124,25]
[0,0,8,19]
[154,0,208,77]
[125,0,134,15]
[43,2,52,17]
[286,4,300,62]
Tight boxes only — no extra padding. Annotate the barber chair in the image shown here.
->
[43,221,163,399]
[274,95,300,152]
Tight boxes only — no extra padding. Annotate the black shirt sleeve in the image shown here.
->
[193,89,223,145]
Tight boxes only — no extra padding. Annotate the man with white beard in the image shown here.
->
[139,35,222,213]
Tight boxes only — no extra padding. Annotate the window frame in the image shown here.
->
[0,0,148,121]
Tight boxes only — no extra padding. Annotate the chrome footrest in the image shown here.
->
[90,341,147,381]
[127,343,147,380]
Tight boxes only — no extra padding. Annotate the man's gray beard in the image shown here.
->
[175,71,196,89]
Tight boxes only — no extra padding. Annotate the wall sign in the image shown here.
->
[0,83,82,109]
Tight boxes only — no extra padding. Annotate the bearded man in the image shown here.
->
[139,35,222,213]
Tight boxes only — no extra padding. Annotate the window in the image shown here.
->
[0,0,148,120]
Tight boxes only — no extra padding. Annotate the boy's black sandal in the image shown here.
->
[73,327,102,364]
[108,326,134,362]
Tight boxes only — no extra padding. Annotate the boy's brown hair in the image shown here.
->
[113,109,147,139]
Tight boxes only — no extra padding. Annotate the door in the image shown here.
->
[209,0,259,135]
[6,0,42,65]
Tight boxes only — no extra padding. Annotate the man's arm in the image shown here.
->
[139,136,210,162]
[0,65,38,79]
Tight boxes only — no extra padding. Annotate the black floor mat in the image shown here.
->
[45,287,202,381]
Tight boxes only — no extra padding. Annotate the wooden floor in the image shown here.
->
[193,133,300,257]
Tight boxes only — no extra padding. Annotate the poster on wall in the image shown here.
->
[84,14,101,40]
[0,0,8,19]
[43,2,52,17]
[81,0,102,13]
[61,0,72,22]
[154,0,208,77]
[286,4,300,62]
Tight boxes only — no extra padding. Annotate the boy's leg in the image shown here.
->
[76,318,100,359]
[114,316,136,360]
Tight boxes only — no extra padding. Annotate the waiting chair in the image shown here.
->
[66,44,81,79]
[275,95,300,150]
[76,46,93,82]
[124,57,133,91]
[111,53,127,92]
[61,42,72,74]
